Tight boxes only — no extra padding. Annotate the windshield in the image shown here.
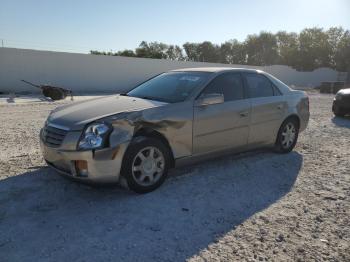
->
[127,71,211,103]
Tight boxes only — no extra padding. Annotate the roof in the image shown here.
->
[171,67,261,73]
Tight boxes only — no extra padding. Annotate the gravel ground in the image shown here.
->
[0,93,349,262]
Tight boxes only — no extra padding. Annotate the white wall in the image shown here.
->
[0,47,345,94]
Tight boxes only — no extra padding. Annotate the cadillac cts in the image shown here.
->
[41,68,310,193]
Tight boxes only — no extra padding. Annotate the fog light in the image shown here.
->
[75,160,88,177]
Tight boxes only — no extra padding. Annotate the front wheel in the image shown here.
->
[332,104,345,117]
[120,137,171,193]
[274,118,299,153]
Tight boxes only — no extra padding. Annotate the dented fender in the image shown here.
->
[104,101,194,160]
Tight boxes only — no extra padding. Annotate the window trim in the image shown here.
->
[195,72,247,102]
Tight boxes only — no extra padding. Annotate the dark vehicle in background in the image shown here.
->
[332,88,350,117]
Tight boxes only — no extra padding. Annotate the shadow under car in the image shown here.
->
[0,150,302,261]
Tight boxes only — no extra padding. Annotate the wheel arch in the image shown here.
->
[133,127,175,168]
[275,114,300,145]
[283,114,301,129]
[273,114,300,153]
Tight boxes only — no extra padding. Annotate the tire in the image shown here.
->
[120,136,171,193]
[332,104,345,117]
[334,112,345,117]
[274,118,299,153]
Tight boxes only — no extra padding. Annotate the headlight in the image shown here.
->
[78,123,112,150]
[335,93,342,100]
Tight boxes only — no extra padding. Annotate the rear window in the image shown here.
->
[200,73,245,101]
[245,74,274,98]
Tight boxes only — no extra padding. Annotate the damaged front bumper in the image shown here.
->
[40,136,130,184]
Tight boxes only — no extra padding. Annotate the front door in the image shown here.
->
[193,73,251,155]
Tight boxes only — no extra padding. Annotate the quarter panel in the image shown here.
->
[285,91,310,132]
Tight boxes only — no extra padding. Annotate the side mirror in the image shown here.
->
[196,93,224,106]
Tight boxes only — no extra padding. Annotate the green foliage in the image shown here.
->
[90,27,350,71]
[166,45,185,61]
[183,42,200,61]
[276,31,299,67]
[333,30,350,72]
[135,41,168,59]
[298,28,332,70]
[219,40,246,64]
[116,50,136,57]
[245,32,279,66]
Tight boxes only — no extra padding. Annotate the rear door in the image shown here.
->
[243,73,286,146]
[193,72,251,154]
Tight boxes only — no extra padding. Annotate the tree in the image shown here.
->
[90,50,101,55]
[166,45,184,60]
[276,31,299,67]
[90,27,350,72]
[90,50,113,55]
[327,27,346,69]
[183,41,220,63]
[183,42,200,61]
[198,41,220,63]
[135,41,168,59]
[245,32,279,66]
[116,49,136,57]
[219,40,246,64]
[334,30,350,72]
[298,28,332,71]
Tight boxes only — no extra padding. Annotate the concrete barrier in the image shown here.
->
[0,47,346,94]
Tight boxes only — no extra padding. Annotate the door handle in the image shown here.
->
[239,111,249,117]
[277,104,283,110]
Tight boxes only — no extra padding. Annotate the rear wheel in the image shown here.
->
[121,137,170,193]
[275,118,299,153]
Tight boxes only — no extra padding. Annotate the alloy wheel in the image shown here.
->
[281,122,296,149]
[131,146,165,186]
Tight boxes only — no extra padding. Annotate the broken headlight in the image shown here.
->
[78,123,112,150]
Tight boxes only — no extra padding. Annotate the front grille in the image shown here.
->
[42,125,68,148]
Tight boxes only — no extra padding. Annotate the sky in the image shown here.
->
[1,0,349,53]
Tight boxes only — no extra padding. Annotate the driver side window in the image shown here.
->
[200,73,244,102]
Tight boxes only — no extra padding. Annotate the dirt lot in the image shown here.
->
[0,93,349,261]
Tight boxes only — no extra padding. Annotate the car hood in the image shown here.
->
[47,95,167,130]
